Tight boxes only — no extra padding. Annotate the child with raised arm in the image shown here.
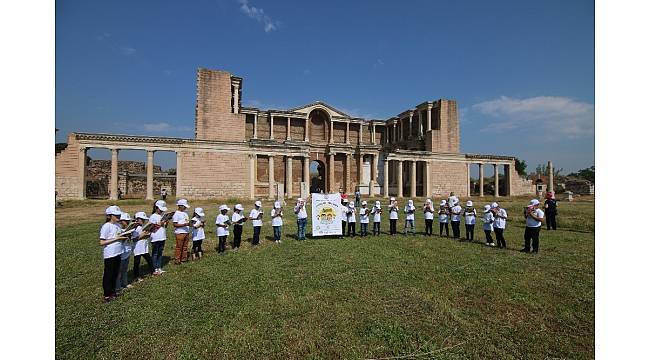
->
[99,205,127,303]
[191,207,206,260]
[271,201,284,243]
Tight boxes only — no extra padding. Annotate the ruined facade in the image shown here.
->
[55,68,535,200]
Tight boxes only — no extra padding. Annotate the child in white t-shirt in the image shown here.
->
[149,200,170,275]
[99,205,127,303]
[191,207,206,260]
[249,200,263,246]
[232,204,247,250]
[423,199,435,236]
[371,201,382,235]
[132,212,153,281]
[389,197,399,236]
[359,201,369,237]
[463,200,477,242]
[438,200,449,237]
[482,204,495,246]
[404,199,416,235]
[271,201,283,243]
[172,199,191,265]
[216,205,231,253]
[450,200,463,239]
[116,212,134,292]
[346,203,357,237]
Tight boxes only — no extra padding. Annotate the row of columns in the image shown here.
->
[249,154,311,199]
[383,159,431,198]
[78,147,168,201]
[391,104,434,143]
[471,163,510,197]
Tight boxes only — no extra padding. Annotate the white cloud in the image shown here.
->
[120,46,136,56]
[472,96,594,139]
[238,0,280,32]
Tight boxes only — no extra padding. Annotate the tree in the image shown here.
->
[514,158,527,176]
[567,166,595,184]
[534,163,563,177]
[166,168,177,175]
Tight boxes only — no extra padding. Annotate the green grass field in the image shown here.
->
[55,196,594,359]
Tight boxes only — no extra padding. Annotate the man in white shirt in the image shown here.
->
[249,201,263,245]
[172,198,191,264]
[216,204,231,253]
[522,199,545,253]
[492,202,508,249]
[294,198,308,241]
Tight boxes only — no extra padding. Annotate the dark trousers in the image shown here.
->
[425,219,433,235]
[218,235,227,253]
[373,222,381,235]
[151,241,165,269]
[465,224,475,241]
[484,230,494,244]
[494,228,506,248]
[439,222,449,236]
[347,222,356,237]
[192,240,203,254]
[103,255,121,297]
[389,219,397,235]
[252,226,261,245]
[546,213,557,230]
[451,221,461,238]
[233,225,243,248]
[341,221,347,237]
[524,226,541,252]
[360,222,368,236]
[133,253,154,278]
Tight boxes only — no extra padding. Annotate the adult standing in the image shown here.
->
[492,202,508,249]
[354,188,361,208]
[522,199,545,253]
[544,192,558,230]
[294,198,308,241]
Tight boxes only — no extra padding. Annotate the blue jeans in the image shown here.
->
[297,218,307,240]
[152,241,165,269]
[252,226,261,245]
[115,257,129,290]
[360,222,368,236]
[273,226,282,241]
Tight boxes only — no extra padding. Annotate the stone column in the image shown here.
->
[109,149,119,200]
[494,164,500,197]
[410,161,417,198]
[286,156,293,198]
[371,154,378,197]
[146,150,154,200]
[345,121,350,144]
[346,153,352,193]
[253,113,258,139]
[427,105,432,131]
[330,120,334,143]
[303,155,310,194]
[304,118,309,141]
[425,160,432,198]
[397,160,403,198]
[233,83,240,113]
[548,160,554,193]
[372,123,376,144]
[78,147,87,199]
[286,117,291,140]
[176,151,183,198]
[479,163,484,197]
[359,123,363,144]
[418,112,423,137]
[504,164,512,196]
[268,155,275,198]
[393,123,397,143]
[328,153,335,192]
[249,154,256,199]
[270,115,274,139]
[408,113,413,139]
[466,163,471,197]
[383,158,389,198]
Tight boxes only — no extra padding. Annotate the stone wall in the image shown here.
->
[55,134,83,199]
[428,161,468,197]
[195,68,246,141]
[177,150,250,199]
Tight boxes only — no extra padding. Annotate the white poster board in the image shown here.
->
[311,193,343,236]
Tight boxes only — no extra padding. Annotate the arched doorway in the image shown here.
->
[309,109,330,144]
[310,160,326,193]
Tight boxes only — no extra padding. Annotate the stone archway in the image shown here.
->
[308,109,330,144]
[310,160,326,193]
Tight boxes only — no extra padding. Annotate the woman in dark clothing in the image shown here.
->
[544,192,558,230]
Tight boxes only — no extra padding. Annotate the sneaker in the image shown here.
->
[103,296,112,304]
[159,269,166,274]
[490,243,496,247]
[126,284,134,289]
[136,278,144,283]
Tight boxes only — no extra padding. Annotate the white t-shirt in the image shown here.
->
[347,208,356,223]
[271,209,283,227]
[424,205,435,220]
[121,239,132,260]
[249,208,263,227]
[100,222,124,259]
[371,207,381,223]
[172,210,190,234]
[359,207,369,223]
[215,214,230,236]
[405,205,415,221]
[389,204,399,220]
[133,225,149,256]
[149,213,166,242]
[451,206,462,222]
[232,212,245,226]
[448,196,459,206]
[464,208,477,225]
[438,209,449,223]
[483,212,495,231]
[494,208,508,229]
[294,205,308,219]
[192,217,205,241]
[526,208,544,228]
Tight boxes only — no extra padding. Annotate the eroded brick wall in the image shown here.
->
[177,150,250,199]
[55,134,82,200]
[428,161,468,197]
[195,68,246,141]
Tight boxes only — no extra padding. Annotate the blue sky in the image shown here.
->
[56,0,594,174]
